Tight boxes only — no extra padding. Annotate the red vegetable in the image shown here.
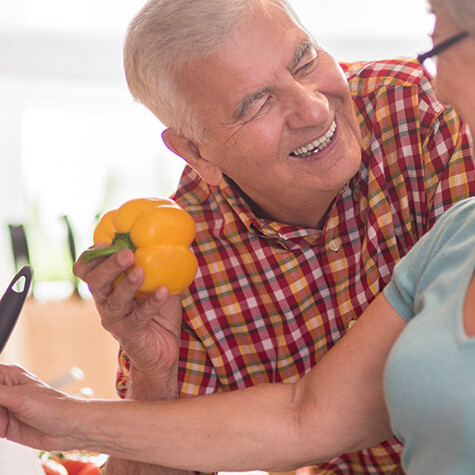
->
[59,459,100,475]
[41,459,68,475]
[78,463,101,475]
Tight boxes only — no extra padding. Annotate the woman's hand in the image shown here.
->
[0,364,83,452]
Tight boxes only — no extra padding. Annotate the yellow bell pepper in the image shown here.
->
[82,197,198,296]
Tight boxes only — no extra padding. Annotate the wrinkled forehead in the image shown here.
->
[178,4,310,83]
[174,2,314,126]
[257,0,311,41]
[202,0,308,64]
[225,1,312,57]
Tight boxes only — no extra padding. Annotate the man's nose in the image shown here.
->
[284,83,329,130]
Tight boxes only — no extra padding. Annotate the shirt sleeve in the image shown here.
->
[417,74,475,230]
[178,323,221,397]
[384,198,473,321]
[383,200,440,322]
[383,258,416,322]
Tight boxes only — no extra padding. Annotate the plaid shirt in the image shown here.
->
[117,58,475,474]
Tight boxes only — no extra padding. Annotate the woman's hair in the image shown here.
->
[430,0,475,34]
[123,0,301,142]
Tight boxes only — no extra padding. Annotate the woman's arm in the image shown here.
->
[0,293,406,472]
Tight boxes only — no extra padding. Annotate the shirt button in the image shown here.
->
[348,320,357,329]
[328,239,341,252]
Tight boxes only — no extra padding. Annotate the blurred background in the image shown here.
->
[0,0,434,294]
[0,0,434,399]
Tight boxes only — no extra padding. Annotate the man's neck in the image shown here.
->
[224,175,335,229]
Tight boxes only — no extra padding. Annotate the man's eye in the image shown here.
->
[248,96,271,119]
[296,58,317,75]
[259,96,271,111]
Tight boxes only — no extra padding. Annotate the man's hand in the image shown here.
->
[0,364,81,453]
[75,247,187,473]
[73,247,182,378]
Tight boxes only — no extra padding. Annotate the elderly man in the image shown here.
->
[74,0,475,473]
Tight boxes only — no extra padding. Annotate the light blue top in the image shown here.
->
[383,198,475,474]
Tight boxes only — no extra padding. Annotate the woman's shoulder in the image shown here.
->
[431,198,475,235]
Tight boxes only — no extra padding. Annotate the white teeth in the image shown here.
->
[292,120,337,157]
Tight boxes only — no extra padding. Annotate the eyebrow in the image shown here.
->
[289,39,316,71]
[232,38,317,122]
[233,87,272,122]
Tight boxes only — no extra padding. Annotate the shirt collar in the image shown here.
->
[218,175,324,246]
[179,166,360,248]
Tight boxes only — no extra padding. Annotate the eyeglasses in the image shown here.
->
[417,31,469,77]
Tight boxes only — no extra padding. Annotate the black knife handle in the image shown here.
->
[0,265,33,353]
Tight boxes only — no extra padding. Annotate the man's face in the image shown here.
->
[179,5,362,227]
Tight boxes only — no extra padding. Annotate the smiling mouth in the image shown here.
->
[290,120,337,157]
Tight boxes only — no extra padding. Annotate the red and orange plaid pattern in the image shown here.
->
[117,59,475,474]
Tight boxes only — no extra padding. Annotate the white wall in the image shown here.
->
[294,0,433,60]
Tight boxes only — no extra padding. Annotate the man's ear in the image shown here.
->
[161,128,223,186]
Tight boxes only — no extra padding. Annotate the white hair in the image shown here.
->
[123,0,302,142]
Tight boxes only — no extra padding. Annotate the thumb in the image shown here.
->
[149,288,182,328]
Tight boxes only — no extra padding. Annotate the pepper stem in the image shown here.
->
[81,233,136,263]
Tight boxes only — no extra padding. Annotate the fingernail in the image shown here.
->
[118,251,132,266]
[153,286,168,300]
[128,268,140,283]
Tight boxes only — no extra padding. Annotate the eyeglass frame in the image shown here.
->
[417,31,469,65]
